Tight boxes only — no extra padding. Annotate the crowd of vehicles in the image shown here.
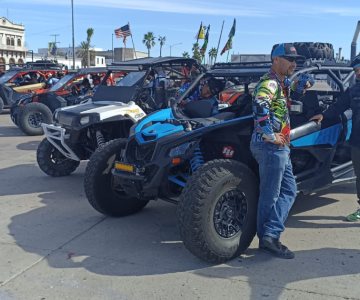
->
[36,57,203,176]
[1,46,357,263]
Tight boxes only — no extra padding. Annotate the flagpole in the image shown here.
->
[226,50,230,63]
[128,22,137,60]
[214,20,224,64]
[112,33,114,63]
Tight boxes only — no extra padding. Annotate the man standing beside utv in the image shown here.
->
[310,54,360,222]
[250,43,304,259]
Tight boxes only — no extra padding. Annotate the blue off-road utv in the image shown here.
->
[84,59,355,263]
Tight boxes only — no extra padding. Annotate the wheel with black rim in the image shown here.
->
[177,159,259,263]
[36,138,80,177]
[84,138,149,217]
[17,102,53,135]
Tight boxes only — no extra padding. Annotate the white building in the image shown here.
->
[37,46,105,68]
[0,17,26,71]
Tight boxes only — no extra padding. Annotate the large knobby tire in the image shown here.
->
[10,105,22,126]
[84,138,149,217]
[177,159,259,263]
[18,102,53,136]
[0,97,4,114]
[272,42,334,60]
[37,138,80,177]
[293,42,334,59]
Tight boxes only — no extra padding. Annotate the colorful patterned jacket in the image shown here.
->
[251,71,291,143]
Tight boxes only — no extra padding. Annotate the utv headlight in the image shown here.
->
[80,116,90,125]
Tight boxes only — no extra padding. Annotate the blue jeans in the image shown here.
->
[250,141,297,240]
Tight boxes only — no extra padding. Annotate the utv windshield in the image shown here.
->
[116,71,146,86]
[0,70,18,84]
[49,74,75,91]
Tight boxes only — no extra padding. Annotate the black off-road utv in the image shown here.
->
[84,55,355,263]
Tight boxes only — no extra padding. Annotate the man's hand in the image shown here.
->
[292,73,315,95]
[309,114,323,123]
[264,133,287,145]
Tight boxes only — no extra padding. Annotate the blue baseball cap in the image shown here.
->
[271,43,304,60]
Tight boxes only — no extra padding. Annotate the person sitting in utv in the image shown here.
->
[79,77,92,95]
[183,78,224,118]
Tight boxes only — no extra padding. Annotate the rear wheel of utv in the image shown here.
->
[10,106,22,126]
[177,159,259,263]
[84,138,149,217]
[37,138,80,177]
[18,102,53,135]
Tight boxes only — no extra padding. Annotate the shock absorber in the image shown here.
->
[95,130,105,147]
[190,145,204,172]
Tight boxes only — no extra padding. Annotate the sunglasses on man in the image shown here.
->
[281,56,297,63]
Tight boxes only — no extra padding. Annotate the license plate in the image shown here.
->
[114,162,135,173]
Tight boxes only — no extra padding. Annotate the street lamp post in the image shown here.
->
[28,50,34,62]
[169,42,182,57]
[71,0,75,69]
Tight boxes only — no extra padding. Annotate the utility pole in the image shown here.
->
[50,34,60,60]
[71,0,75,69]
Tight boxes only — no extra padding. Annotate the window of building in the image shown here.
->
[97,57,99,64]
[101,58,104,64]
[11,38,14,46]
[6,37,10,45]
[17,39,21,47]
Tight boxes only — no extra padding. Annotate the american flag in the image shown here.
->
[114,24,131,38]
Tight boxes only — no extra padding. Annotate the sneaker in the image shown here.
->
[345,208,360,222]
[259,236,295,259]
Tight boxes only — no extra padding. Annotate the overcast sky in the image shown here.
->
[2,0,360,61]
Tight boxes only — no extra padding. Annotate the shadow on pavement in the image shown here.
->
[194,247,360,299]
[5,162,360,300]
[16,140,41,151]
[287,183,360,229]
[0,163,84,196]
[0,125,25,137]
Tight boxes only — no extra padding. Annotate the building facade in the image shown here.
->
[0,17,26,71]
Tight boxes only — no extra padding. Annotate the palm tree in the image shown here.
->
[77,28,94,67]
[86,28,94,67]
[143,32,156,57]
[208,47,217,66]
[192,42,201,63]
[76,41,88,67]
[158,36,166,57]
[182,51,190,58]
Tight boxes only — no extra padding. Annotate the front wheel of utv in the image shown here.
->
[84,138,149,217]
[37,138,80,177]
[177,159,259,263]
[18,102,53,136]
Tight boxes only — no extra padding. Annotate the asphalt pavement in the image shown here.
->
[0,110,359,300]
